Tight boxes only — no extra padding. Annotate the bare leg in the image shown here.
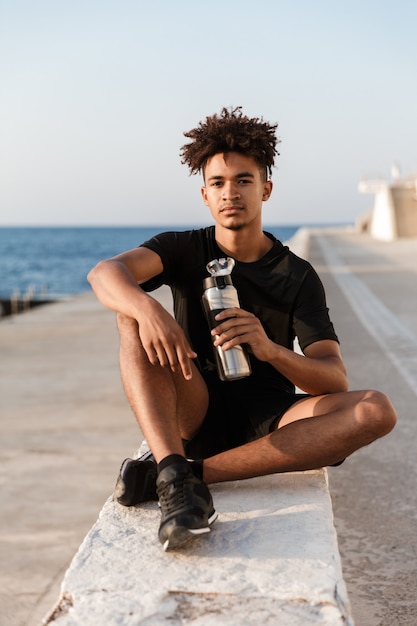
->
[117,313,209,463]
[203,390,397,483]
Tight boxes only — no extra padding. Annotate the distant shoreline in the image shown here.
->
[0,222,351,230]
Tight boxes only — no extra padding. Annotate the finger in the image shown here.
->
[214,307,242,321]
[157,338,196,379]
[216,332,253,351]
[151,341,183,372]
[212,316,256,339]
[143,342,162,366]
[165,344,196,375]
[144,338,172,369]
[214,334,245,349]
[154,345,170,368]
[177,351,193,380]
[213,310,255,330]
[167,346,180,372]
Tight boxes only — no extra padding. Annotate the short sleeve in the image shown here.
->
[293,267,339,351]
[139,231,181,291]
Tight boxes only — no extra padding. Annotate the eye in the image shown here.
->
[238,178,251,184]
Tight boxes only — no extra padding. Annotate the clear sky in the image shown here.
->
[1,0,416,226]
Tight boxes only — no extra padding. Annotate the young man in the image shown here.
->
[88,107,396,551]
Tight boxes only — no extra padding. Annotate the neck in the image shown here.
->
[214,224,273,262]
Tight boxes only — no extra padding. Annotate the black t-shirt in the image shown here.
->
[140,226,338,393]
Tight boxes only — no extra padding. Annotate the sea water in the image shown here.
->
[0,225,301,299]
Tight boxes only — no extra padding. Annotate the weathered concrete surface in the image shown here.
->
[0,294,140,626]
[43,470,351,626]
[308,230,417,625]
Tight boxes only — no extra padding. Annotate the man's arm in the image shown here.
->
[87,246,164,317]
[87,247,196,379]
[211,308,348,395]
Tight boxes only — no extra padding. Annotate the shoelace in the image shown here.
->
[158,475,195,515]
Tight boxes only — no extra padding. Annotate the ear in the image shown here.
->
[201,186,209,206]
[262,180,273,202]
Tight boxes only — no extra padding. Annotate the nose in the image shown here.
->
[222,181,240,200]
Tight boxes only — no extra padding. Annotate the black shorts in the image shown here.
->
[184,372,310,459]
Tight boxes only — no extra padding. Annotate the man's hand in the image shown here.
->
[212,306,347,395]
[211,307,274,362]
[88,247,197,381]
[138,299,197,380]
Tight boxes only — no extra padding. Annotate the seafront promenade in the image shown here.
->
[1,228,417,625]
[309,229,417,625]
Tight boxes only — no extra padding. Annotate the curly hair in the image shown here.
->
[180,106,279,180]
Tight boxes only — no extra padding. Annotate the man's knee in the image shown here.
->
[358,389,397,438]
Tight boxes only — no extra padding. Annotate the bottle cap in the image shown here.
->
[206,257,235,277]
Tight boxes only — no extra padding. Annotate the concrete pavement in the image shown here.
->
[0,293,142,626]
[308,229,417,625]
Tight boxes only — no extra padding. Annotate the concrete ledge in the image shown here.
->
[42,462,352,625]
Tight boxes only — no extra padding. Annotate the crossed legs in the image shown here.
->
[117,313,397,482]
[202,389,396,483]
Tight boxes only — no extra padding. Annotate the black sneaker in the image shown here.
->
[113,450,158,506]
[156,461,217,551]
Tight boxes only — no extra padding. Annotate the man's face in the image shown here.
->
[201,152,272,232]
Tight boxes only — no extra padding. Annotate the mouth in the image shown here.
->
[220,206,244,216]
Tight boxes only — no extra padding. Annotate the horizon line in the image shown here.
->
[0,221,351,229]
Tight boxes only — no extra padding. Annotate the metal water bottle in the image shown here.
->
[202,257,251,381]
